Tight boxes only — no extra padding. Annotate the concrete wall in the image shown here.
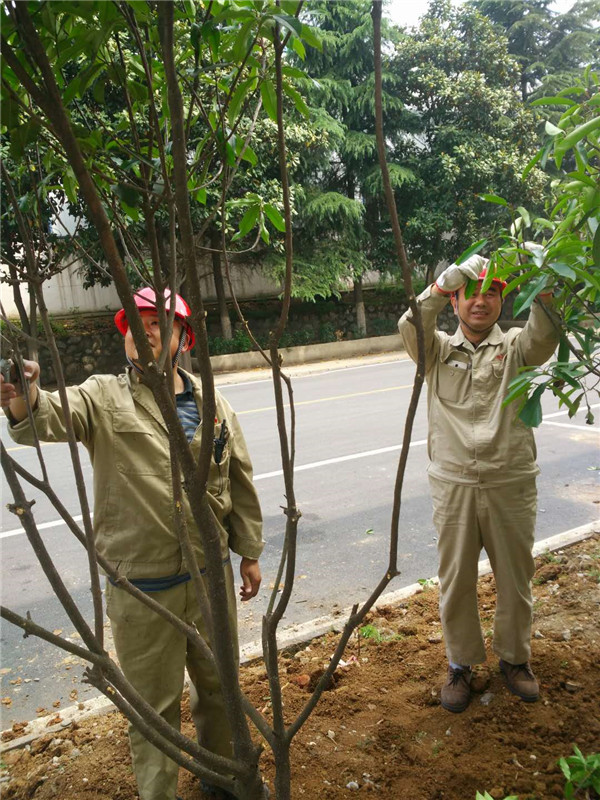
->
[1,261,382,319]
[1,259,279,318]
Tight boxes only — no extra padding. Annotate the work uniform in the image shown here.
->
[398,285,559,665]
[8,369,263,800]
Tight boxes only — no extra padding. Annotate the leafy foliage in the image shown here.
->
[390,0,545,272]
[281,0,409,299]
[470,0,600,101]
[475,70,600,426]
[559,745,600,799]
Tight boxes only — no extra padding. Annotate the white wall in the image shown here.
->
[1,258,283,318]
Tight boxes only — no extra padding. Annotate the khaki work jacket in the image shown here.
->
[7,370,264,578]
[398,285,560,487]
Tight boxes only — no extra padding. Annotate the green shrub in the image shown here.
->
[559,746,600,799]
[370,317,398,337]
[318,322,338,342]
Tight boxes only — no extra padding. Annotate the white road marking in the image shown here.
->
[542,403,600,420]
[0,441,429,538]
[1,514,86,540]
[253,439,428,482]
[542,421,600,432]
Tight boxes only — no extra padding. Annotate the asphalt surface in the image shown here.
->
[1,353,599,725]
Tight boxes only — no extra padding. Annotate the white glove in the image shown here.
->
[435,254,488,293]
[523,241,545,263]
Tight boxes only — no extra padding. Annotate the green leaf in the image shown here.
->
[522,148,543,181]
[9,120,41,160]
[503,268,536,296]
[291,36,306,60]
[228,78,256,127]
[519,384,545,428]
[113,183,141,208]
[503,374,533,406]
[232,19,253,62]
[283,81,309,117]
[547,261,575,280]
[260,79,278,122]
[593,224,600,268]
[557,336,570,364]
[530,96,576,107]
[512,274,549,317]
[545,120,564,136]
[561,115,600,149]
[455,239,488,264]
[281,0,302,13]
[516,206,531,228]
[225,141,236,168]
[202,20,220,57]
[299,23,322,51]
[239,204,260,237]
[264,203,286,232]
[273,13,303,37]
[281,65,307,79]
[63,170,78,205]
[478,194,508,206]
[193,187,207,205]
[92,79,106,105]
[236,139,258,167]
[63,75,81,105]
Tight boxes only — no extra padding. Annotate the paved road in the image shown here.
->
[1,355,598,725]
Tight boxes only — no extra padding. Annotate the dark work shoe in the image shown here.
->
[440,665,472,712]
[499,659,539,702]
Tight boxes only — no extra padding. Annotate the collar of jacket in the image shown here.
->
[124,367,202,433]
[448,323,504,351]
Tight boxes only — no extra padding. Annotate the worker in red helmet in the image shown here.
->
[113,286,196,373]
[2,286,264,800]
[398,252,559,714]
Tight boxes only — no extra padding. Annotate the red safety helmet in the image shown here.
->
[114,287,195,348]
[476,268,507,293]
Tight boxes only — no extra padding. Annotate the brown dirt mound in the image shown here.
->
[2,535,599,800]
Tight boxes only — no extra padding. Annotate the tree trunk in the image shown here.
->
[353,275,367,337]
[211,227,232,340]
[273,740,292,800]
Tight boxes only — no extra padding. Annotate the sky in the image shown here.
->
[385,0,578,29]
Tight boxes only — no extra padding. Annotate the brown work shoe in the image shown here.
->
[440,665,472,712]
[499,659,539,702]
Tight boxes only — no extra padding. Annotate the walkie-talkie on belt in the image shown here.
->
[213,419,228,464]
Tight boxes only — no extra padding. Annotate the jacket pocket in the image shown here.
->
[436,360,471,404]
[113,412,167,475]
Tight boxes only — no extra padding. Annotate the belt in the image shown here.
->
[108,556,231,592]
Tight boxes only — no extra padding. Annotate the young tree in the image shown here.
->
[1,2,428,798]
[0,2,311,797]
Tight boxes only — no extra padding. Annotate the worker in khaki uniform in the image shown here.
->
[2,288,264,800]
[398,254,559,713]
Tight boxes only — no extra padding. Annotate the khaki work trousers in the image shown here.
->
[429,476,538,666]
[106,562,239,800]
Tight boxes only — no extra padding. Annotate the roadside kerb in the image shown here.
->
[209,333,404,374]
[2,520,597,753]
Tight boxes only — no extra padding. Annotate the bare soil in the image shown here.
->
[2,534,599,800]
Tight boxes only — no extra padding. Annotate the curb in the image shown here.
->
[2,520,598,752]
[209,334,404,374]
